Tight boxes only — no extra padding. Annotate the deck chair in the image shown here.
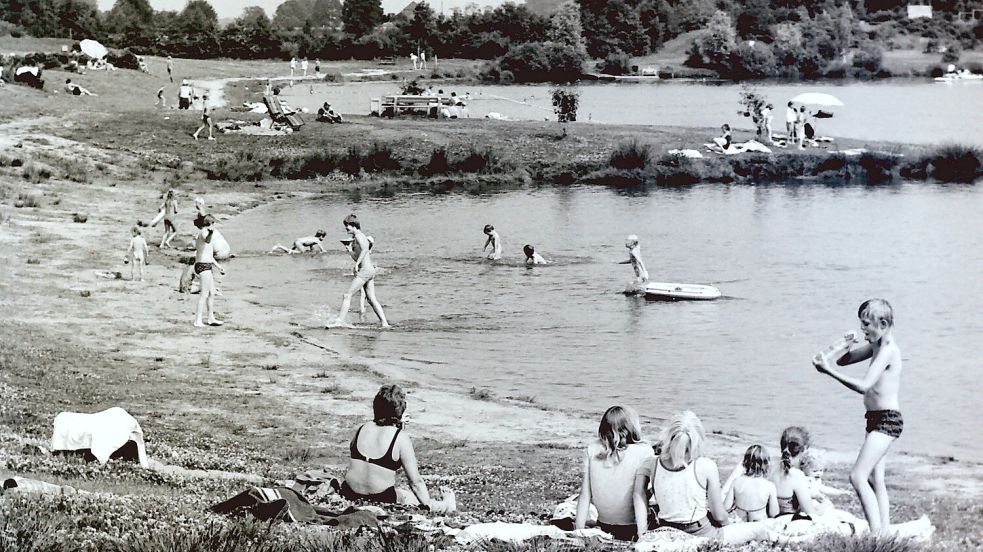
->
[263,94,304,130]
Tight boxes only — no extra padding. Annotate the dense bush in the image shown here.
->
[609,140,652,170]
[596,50,632,75]
[483,41,584,83]
[926,144,983,183]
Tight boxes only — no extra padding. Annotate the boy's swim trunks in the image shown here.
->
[865,410,903,438]
[194,262,213,274]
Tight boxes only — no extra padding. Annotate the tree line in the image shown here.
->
[2,0,982,80]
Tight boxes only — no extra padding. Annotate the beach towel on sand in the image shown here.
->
[455,523,609,545]
[51,407,148,467]
[211,486,380,527]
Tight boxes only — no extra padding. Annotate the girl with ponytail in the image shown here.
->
[772,426,816,516]
[575,406,654,541]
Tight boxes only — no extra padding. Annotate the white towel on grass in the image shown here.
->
[51,407,148,467]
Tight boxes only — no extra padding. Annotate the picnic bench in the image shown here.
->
[370,95,456,118]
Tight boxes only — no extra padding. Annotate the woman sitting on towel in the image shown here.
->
[772,426,816,517]
[715,124,733,151]
[575,406,654,541]
[341,384,456,512]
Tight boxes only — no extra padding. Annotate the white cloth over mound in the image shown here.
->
[51,407,148,467]
[635,527,707,552]
[455,523,608,544]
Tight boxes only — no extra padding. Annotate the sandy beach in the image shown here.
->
[1,57,982,551]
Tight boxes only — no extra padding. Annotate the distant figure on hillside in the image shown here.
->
[619,234,648,288]
[301,57,309,77]
[420,51,427,70]
[317,102,343,123]
[166,55,174,83]
[482,224,501,260]
[523,244,548,265]
[124,226,150,282]
[270,230,327,254]
[137,56,150,74]
[192,94,215,141]
[178,79,193,110]
[410,52,418,70]
[796,106,808,149]
[290,57,297,80]
[762,103,774,143]
[64,78,96,96]
[155,86,166,108]
[314,59,321,77]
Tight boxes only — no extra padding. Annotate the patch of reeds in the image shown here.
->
[922,144,983,183]
[469,386,494,400]
[14,192,41,208]
[72,213,88,223]
[609,139,652,171]
[21,162,51,184]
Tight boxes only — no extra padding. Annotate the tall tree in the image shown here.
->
[342,0,383,39]
[3,0,59,37]
[310,0,342,29]
[220,6,279,58]
[578,0,648,58]
[178,0,220,57]
[105,0,155,47]
[547,1,587,60]
[403,1,437,52]
[56,0,102,40]
[273,0,314,29]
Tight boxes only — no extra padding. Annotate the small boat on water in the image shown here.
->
[626,281,722,301]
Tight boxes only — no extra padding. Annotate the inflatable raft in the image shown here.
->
[642,282,721,301]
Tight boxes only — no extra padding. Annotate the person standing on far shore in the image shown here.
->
[786,101,796,142]
[796,106,807,149]
[762,103,774,143]
[290,57,297,81]
[166,55,173,83]
[301,58,308,77]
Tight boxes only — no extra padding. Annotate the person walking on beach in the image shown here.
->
[193,214,225,327]
[301,57,308,77]
[314,59,321,77]
[796,106,808,149]
[124,226,150,282]
[155,86,166,108]
[290,57,297,80]
[482,224,502,260]
[157,189,179,248]
[813,299,903,533]
[166,55,174,83]
[762,103,774,143]
[328,214,389,328]
[192,94,215,141]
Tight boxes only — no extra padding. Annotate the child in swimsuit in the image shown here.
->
[193,215,225,327]
[159,189,179,249]
[523,244,548,265]
[813,298,903,532]
[619,235,649,290]
[270,230,327,254]
[482,224,501,260]
[192,95,215,141]
[725,445,778,522]
[341,384,455,511]
[771,426,816,517]
[328,215,389,328]
[124,226,150,282]
[799,448,850,516]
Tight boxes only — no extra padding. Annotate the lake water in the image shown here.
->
[281,79,983,146]
[222,182,983,462]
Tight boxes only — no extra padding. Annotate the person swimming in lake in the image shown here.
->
[328,214,389,328]
[619,235,649,288]
[523,244,548,265]
[482,224,501,260]
[341,384,456,510]
[270,230,327,254]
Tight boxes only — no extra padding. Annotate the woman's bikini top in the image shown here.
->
[730,501,769,520]
[350,424,402,471]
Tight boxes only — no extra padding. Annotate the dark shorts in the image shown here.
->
[202,114,212,125]
[194,262,213,275]
[339,481,397,504]
[163,219,176,232]
[658,516,719,538]
[179,97,190,109]
[597,522,636,542]
[866,410,903,438]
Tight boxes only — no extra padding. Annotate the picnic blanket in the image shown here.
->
[455,522,610,544]
[704,140,772,155]
[210,485,380,528]
[51,407,148,467]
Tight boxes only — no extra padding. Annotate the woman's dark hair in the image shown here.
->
[483,224,494,233]
[523,244,534,256]
[343,214,360,229]
[315,229,327,238]
[780,426,811,474]
[742,444,771,477]
[373,384,406,426]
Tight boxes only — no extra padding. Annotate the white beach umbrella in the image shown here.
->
[79,39,108,60]
[790,92,844,107]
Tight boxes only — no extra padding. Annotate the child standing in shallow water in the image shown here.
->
[482,224,501,260]
[619,235,649,287]
[813,299,903,533]
[329,215,389,328]
[725,445,779,522]
[124,226,149,281]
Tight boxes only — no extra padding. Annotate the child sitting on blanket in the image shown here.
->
[799,449,850,516]
[725,445,779,522]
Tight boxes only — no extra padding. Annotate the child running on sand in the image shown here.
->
[523,244,548,265]
[619,235,649,285]
[813,299,903,532]
[192,95,215,141]
[328,215,389,328]
[193,215,225,327]
[123,226,150,281]
[482,224,501,260]
[725,445,779,522]
[270,230,327,254]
